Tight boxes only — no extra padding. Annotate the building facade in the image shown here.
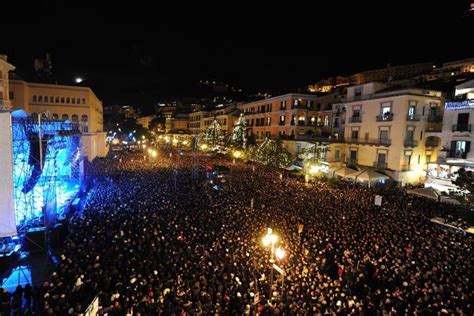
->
[341,83,444,184]
[0,55,15,110]
[425,80,474,192]
[9,80,108,161]
[238,94,327,141]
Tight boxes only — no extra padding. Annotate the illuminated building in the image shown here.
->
[9,79,108,161]
[425,79,474,192]
[0,54,15,110]
[341,82,444,184]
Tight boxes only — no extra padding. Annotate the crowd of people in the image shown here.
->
[1,148,473,315]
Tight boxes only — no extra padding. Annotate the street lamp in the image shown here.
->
[233,150,242,159]
[262,228,280,300]
[200,143,208,151]
[152,150,158,158]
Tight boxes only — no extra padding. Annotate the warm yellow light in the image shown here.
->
[142,135,145,139]
[182,140,188,146]
[200,144,208,150]
[233,150,242,159]
[147,148,152,154]
[262,233,278,247]
[172,138,179,143]
[308,164,319,175]
[152,150,158,158]
[142,144,146,148]
[275,247,286,260]
[112,139,119,145]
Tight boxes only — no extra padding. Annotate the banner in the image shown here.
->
[0,112,17,237]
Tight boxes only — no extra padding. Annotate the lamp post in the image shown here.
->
[262,228,285,300]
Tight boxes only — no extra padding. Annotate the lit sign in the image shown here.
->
[445,100,474,111]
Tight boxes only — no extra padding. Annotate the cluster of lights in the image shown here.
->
[262,228,286,260]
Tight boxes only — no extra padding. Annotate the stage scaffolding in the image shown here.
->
[11,116,83,234]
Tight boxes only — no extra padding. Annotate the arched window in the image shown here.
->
[81,114,88,123]
[31,112,38,119]
[62,114,69,121]
[52,113,59,120]
[66,97,70,103]
[72,114,79,122]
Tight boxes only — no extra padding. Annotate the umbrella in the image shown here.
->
[407,187,440,201]
[356,170,390,182]
[334,167,358,178]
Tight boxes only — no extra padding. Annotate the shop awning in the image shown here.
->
[334,167,358,178]
[407,187,440,201]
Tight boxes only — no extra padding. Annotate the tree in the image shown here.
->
[229,114,248,149]
[249,138,292,168]
[200,119,224,149]
[450,168,474,207]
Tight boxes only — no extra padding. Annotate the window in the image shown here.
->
[306,100,313,109]
[354,87,362,99]
[450,140,471,158]
[351,130,359,140]
[33,95,37,102]
[379,130,389,141]
[353,107,361,117]
[44,96,48,102]
[72,114,79,122]
[408,101,417,119]
[72,98,76,104]
[380,102,392,119]
[52,113,59,119]
[61,97,65,103]
[457,113,470,131]
[66,97,70,103]
[267,117,271,126]
[56,97,60,103]
[350,150,357,160]
[279,115,285,125]
[426,155,432,163]
[38,96,43,102]
[62,114,69,121]
[280,100,287,110]
[77,98,81,104]
[9,91,14,99]
[82,98,86,104]
[377,153,386,164]
[324,116,329,126]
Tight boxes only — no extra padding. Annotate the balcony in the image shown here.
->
[312,136,345,143]
[447,151,467,159]
[348,116,362,123]
[345,158,358,166]
[425,139,439,148]
[406,114,420,121]
[404,139,418,147]
[427,114,442,122]
[376,113,394,122]
[346,138,391,146]
[373,161,388,170]
[452,124,471,132]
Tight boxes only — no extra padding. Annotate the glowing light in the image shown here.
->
[142,144,146,149]
[75,77,83,83]
[233,150,242,159]
[147,148,152,154]
[262,231,278,247]
[200,144,208,150]
[275,247,286,260]
[308,164,320,175]
[172,138,179,144]
[182,140,188,146]
[152,150,158,158]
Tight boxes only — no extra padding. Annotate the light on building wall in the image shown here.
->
[75,77,83,83]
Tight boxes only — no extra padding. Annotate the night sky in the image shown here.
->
[2,1,473,110]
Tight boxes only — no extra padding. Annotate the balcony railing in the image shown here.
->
[376,113,394,121]
[404,139,418,147]
[348,116,362,123]
[345,158,358,166]
[312,137,345,143]
[406,114,420,121]
[427,114,442,122]
[452,124,471,132]
[447,151,468,159]
[373,161,388,170]
[425,139,439,147]
[346,138,391,146]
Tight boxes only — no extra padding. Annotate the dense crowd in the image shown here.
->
[1,148,473,315]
